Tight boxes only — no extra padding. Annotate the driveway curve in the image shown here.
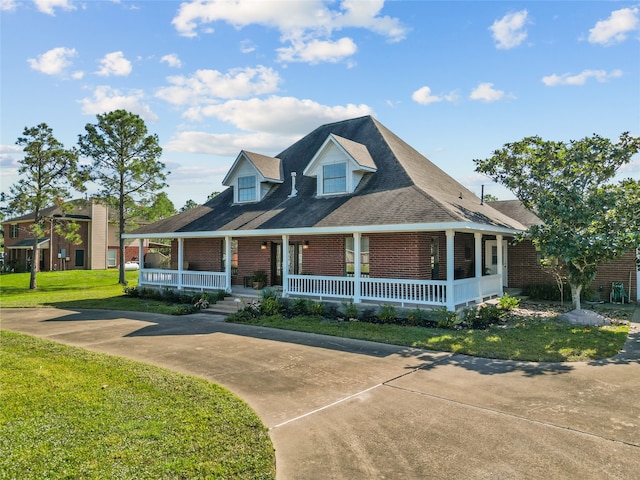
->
[2,307,639,479]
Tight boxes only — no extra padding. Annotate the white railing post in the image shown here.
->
[496,234,504,296]
[177,238,184,290]
[475,232,482,300]
[137,239,144,286]
[225,236,232,293]
[353,232,361,303]
[282,234,290,297]
[446,229,455,311]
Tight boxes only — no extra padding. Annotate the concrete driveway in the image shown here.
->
[2,307,639,479]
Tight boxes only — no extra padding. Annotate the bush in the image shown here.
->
[261,296,282,316]
[498,293,520,310]
[378,304,397,324]
[522,283,571,301]
[431,308,459,329]
[309,301,325,316]
[341,302,358,319]
[292,298,311,316]
[406,308,428,327]
[359,307,377,323]
[461,304,505,329]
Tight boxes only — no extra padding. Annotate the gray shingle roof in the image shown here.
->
[132,116,526,235]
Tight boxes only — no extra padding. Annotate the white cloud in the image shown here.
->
[469,82,505,102]
[28,46,77,75]
[1,0,17,11]
[96,51,132,76]
[240,39,256,54]
[489,10,529,49]
[156,65,281,107]
[79,85,158,122]
[411,86,459,106]
[542,69,623,86]
[165,130,297,156]
[33,0,75,15]
[160,53,182,68]
[277,37,357,63]
[588,7,639,46]
[181,96,373,134]
[171,0,407,64]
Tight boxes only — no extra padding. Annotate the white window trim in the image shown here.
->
[321,162,348,195]
[236,175,257,203]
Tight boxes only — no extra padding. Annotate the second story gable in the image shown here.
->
[303,134,377,196]
[222,151,283,204]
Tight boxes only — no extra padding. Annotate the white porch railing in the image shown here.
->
[139,270,502,309]
[140,269,227,291]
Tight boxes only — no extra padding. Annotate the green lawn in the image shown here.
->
[0,331,275,479]
[227,313,630,362]
[0,270,178,314]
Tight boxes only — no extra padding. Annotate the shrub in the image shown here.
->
[359,307,377,323]
[522,283,571,301]
[309,301,325,316]
[498,293,520,310]
[261,296,282,316]
[324,303,341,319]
[292,298,310,315]
[431,308,459,329]
[341,302,359,319]
[406,308,428,327]
[378,304,397,324]
[461,304,504,329]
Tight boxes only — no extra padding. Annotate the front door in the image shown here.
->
[485,240,508,287]
[271,242,303,286]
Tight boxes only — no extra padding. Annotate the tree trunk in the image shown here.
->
[570,282,582,311]
[29,240,38,290]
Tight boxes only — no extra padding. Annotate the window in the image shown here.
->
[238,175,256,202]
[323,163,346,194]
[345,236,369,277]
[222,239,238,276]
[108,249,117,267]
[75,249,85,267]
[10,224,18,238]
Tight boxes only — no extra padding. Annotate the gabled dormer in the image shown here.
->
[223,151,283,204]
[303,134,377,196]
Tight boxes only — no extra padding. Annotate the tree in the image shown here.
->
[483,193,499,202]
[78,110,168,285]
[140,192,176,223]
[474,132,640,311]
[180,199,200,212]
[1,124,86,289]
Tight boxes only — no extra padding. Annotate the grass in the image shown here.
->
[227,313,630,362]
[0,270,179,314]
[0,331,275,479]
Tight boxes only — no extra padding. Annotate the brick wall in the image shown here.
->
[508,240,637,302]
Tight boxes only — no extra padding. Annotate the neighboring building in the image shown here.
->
[2,199,147,272]
[124,116,529,310]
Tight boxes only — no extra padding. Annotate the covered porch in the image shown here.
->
[127,224,514,311]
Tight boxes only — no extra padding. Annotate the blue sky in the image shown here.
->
[1,0,639,209]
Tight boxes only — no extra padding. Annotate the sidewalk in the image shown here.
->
[2,307,639,479]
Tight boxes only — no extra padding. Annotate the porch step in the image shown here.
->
[204,297,243,315]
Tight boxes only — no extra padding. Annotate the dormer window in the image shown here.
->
[323,163,347,194]
[222,150,283,204]
[237,175,257,202]
[303,134,377,197]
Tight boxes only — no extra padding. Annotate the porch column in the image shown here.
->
[224,236,232,293]
[446,229,455,311]
[353,232,361,303]
[496,234,504,296]
[177,238,184,290]
[475,232,483,300]
[138,239,144,286]
[282,234,290,296]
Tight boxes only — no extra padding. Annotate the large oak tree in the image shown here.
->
[475,133,640,311]
[78,110,168,284]
[2,123,86,289]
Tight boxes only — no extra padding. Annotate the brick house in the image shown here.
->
[3,199,147,272]
[124,116,638,308]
